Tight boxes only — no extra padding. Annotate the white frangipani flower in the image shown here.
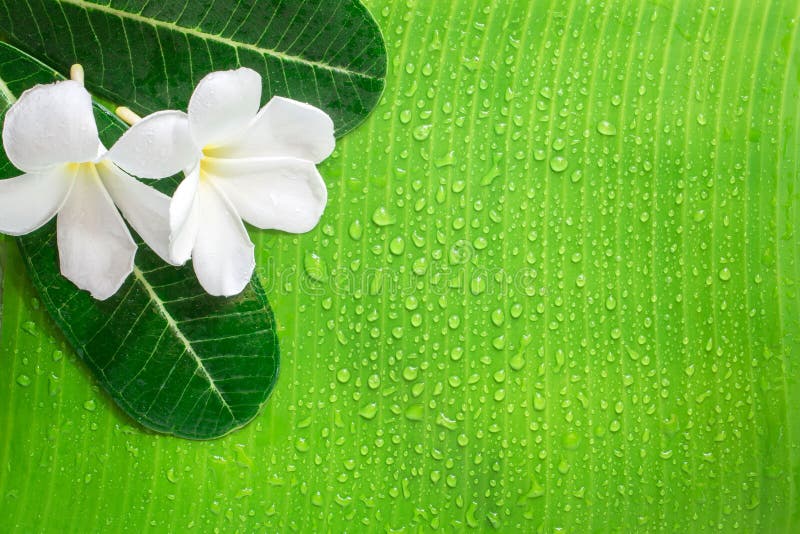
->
[109,67,334,297]
[0,77,174,300]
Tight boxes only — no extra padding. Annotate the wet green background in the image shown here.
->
[2,0,799,531]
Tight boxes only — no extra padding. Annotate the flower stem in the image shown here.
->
[69,64,84,85]
[115,106,141,126]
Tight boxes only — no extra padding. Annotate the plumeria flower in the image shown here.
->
[109,67,334,297]
[0,69,174,299]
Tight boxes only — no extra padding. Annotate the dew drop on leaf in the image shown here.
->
[372,206,396,226]
[303,252,328,282]
[550,156,569,173]
[597,120,617,136]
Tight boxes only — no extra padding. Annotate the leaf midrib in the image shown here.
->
[131,265,236,420]
[60,0,382,81]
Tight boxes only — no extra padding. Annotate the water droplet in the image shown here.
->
[447,314,461,329]
[510,351,525,370]
[413,257,428,275]
[597,120,617,136]
[470,276,487,295]
[493,369,506,383]
[295,437,310,452]
[303,252,328,282]
[368,374,381,389]
[558,459,571,474]
[490,308,505,326]
[389,236,405,255]
[336,368,351,383]
[16,374,31,387]
[435,150,455,168]
[413,124,432,141]
[358,403,378,420]
[550,156,568,173]
[48,375,60,396]
[480,165,501,186]
[718,267,731,281]
[372,206,396,226]
[448,241,472,264]
[166,468,178,483]
[403,366,419,381]
[348,219,363,240]
[492,335,506,350]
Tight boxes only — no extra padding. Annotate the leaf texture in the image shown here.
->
[1,0,800,531]
[0,239,3,338]
[0,0,387,136]
[0,42,279,439]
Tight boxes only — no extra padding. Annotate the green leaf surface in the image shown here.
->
[0,42,279,440]
[0,239,3,338]
[0,0,387,136]
[2,0,800,531]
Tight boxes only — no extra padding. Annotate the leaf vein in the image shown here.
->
[58,0,382,80]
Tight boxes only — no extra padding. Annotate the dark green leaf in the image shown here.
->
[0,42,279,440]
[0,0,387,136]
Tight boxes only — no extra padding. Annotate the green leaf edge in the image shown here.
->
[351,0,388,135]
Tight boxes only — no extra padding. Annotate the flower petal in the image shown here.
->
[205,156,327,233]
[169,166,201,265]
[107,110,198,179]
[0,166,76,235]
[188,68,261,148]
[2,81,100,172]
[210,97,335,163]
[57,164,136,300]
[191,180,255,297]
[96,160,175,264]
